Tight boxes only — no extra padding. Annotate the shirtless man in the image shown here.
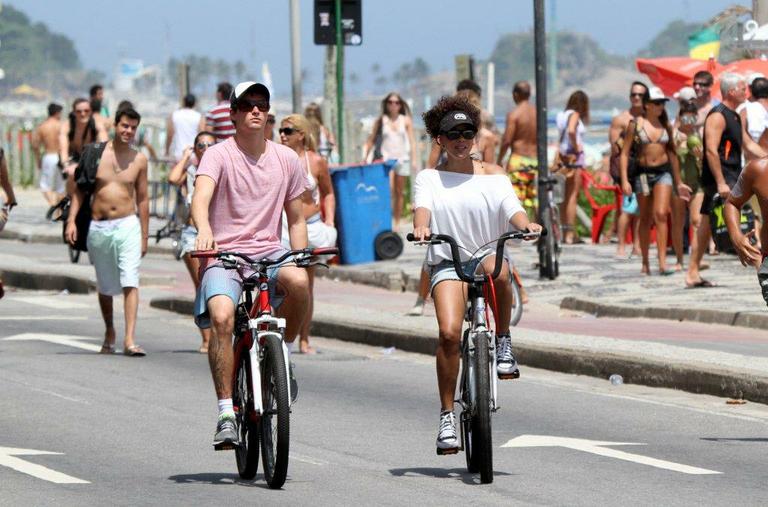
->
[31,103,64,208]
[725,157,768,304]
[693,71,717,134]
[497,81,538,214]
[65,107,149,356]
[609,81,647,257]
[59,98,108,195]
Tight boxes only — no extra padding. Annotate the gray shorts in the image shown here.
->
[428,258,482,294]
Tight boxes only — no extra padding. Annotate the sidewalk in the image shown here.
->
[3,189,768,402]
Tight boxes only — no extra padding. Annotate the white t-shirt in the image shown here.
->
[171,108,202,161]
[413,168,525,265]
[743,101,768,142]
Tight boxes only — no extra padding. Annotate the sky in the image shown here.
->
[16,0,752,97]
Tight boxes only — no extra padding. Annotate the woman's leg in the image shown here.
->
[670,194,686,269]
[636,191,653,274]
[183,254,210,352]
[299,267,316,354]
[652,182,673,272]
[688,192,706,268]
[616,207,630,257]
[394,174,407,231]
[479,255,512,333]
[433,280,468,411]
[561,169,582,244]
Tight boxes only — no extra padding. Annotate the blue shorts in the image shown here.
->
[428,258,482,294]
[634,171,672,194]
[194,262,283,329]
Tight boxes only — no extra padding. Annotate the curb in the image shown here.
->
[560,296,768,330]
[1,229,175,255]
[0,268,94,294]
[150,296,768,405]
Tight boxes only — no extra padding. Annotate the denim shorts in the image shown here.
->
[428,258,482,294]
[194,261,283,329]
[634,171,672,194]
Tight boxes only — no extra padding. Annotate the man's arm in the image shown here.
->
[497,111,516,166]
[608,114,624,153]
[135,154,150,257]
[64,184,84,245]
[0,154,16,206]
[743,131,768,159]
[725,160,762,266]
[165,115,174,156]
[191,175,216,251]
[31,127,42,169]
[95,121,109,143]
[703,113,729,197]
[285,196,308,250]
[59,122,70,166]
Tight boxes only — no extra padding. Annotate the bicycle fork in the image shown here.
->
[247,315,293,414]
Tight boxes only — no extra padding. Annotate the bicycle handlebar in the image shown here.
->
[406,230,545,283]
[191,247,339,269]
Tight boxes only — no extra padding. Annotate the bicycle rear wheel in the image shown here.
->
[541,203,560,280]
[469,331,493,484]
[234,349,259,479]
[259,334,290,489]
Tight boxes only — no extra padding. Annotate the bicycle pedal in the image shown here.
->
[498,371,520,380]
[436,447,459,456]
[213,441,239,451]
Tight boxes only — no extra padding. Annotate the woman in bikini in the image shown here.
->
[620,87,690,275]
[279,114,337,354]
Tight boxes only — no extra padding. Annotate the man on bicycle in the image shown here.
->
[191,81,310,449]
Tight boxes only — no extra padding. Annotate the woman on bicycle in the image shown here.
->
[363,92,417,231]
[168,131,216,353]
[620,87,690,275]
[412,95,541,452]
[556,90,589,244]
[279,114,337,354]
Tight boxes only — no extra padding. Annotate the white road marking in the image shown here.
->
[0,446,89,484]
[10,296,90,310]
[0,316,87,321]
[502,435,721,475]
[0,376,89,404]
[2,333,101,353]
[290,453,329,466]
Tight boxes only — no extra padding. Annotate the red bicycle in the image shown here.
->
[192,246,338,489]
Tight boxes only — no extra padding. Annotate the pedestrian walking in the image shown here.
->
[65,107,149,356]
[686,73,767,288]
[304,102,336,160]
[200,82,236,142]
[693,71,717,133]
[90,84,112,134]
[190,81,310,448]
[265,113,276,142]
[0,147,17,300]
[167,131,216,353]
[670,100,705,271]
[166,94,202,163]
[619,87,688,275]
[31,103,65,211]
[412,94,541,453]
[363,92,417,232]
[59,98,109,196]
[279,114,337,354]
[556,90,589,244]
[609,82,646,258]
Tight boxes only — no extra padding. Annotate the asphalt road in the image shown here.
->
[2,289,768,506]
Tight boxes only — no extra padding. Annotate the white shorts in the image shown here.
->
[393,159,412,177]
[281,212,337,250]
[39,153,64,194]
[86,215,142,296]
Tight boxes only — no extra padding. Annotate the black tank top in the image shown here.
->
[701,103,742,187]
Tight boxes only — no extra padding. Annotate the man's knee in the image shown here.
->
[279,267,309,297]
[208,296,235,333]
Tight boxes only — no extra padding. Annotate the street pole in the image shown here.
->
[335,0,345,163]
[289,0,302,113]
[548,0,557,95]
[534,0,553,279]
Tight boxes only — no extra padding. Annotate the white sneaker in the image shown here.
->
[436,410,459,451]
[496,334,520,378]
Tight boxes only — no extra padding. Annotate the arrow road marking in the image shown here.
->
[2,333,101,353]
[502,435,721,475]
[0,446,89,484]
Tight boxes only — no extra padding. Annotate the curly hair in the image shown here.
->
[422,95,480,139]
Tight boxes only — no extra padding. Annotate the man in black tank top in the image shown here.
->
[686,73,767,288]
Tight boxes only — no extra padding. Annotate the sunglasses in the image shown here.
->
[387,99,401,105]
[693,82,711,88]
[236,99,270,112]
[680,116,697,125]
[279,127,298,136]
[196,142,214,149]
[443,129,477,141]
[630,93,645,98]
[75,108,91,114]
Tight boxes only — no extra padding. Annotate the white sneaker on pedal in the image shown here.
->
[496,334,520,378]
[436,410,459,451]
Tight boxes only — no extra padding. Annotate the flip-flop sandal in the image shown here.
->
[685,279,716,289]
[659,269,676,276]
[123,345,146,357]
[99,344,116,354]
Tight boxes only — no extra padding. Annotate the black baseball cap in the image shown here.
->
[439,110,476,132]
[230,81,270,107]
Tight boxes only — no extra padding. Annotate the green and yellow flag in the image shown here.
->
[689,26,721,60]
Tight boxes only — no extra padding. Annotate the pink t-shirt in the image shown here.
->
[196,138,308,258]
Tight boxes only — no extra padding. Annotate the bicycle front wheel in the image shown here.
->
[469,331,493,484]
[234,350,259,479]
[259,334,290,489]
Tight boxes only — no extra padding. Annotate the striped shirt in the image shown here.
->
[205,101,236,141]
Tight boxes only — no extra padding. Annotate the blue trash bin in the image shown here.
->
[330,160,397,264]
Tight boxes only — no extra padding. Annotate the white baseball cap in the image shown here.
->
[647,86,669,102]
[674,86,697,102]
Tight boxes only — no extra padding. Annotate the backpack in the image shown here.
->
[62,142,107,251]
